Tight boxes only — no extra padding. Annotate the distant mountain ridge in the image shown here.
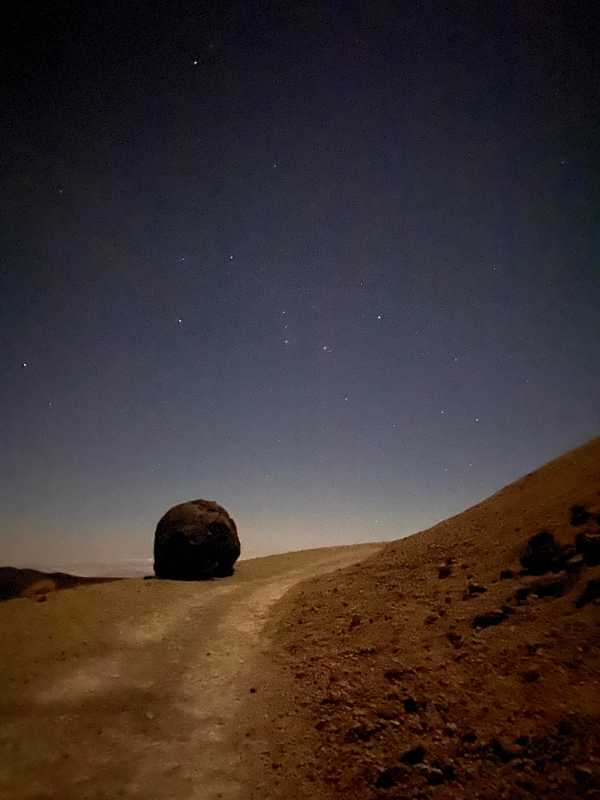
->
[0,567,119,602]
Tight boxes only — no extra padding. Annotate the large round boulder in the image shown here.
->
[153,499,240,579]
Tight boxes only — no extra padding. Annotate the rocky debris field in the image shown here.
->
[257,439,600,800]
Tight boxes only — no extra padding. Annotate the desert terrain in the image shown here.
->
[0,543,381,800]
[254,437,600,799]
[1,438,599,800]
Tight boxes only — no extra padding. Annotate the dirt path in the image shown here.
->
[0,543,381,800]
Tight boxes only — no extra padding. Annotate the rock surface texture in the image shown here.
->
[153,499,240,579]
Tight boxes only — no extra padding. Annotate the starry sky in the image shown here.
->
[2,1,599,567]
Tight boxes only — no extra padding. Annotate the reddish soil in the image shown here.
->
[254,438,600,799]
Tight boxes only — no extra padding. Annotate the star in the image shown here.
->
[440,409,446,415]
[192,59,199,66]
[376,313,383,320]
[321,345,330,352]
[21,361,28,368]
[283,339,289,345]
[474,417,480,423]
[177,318,183,325]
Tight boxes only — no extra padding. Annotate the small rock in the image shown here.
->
[575,578,600,608]
[570,504,591,526]
[468,582,487,595]
[415,764,446,785]
[576,531,600,566]
[490,736,521,763]
[566,554,585,573]
[349,614,361,630]
[426,767,446,785]
[424,613,438,625]
[574,766,594,785]
[249,687,257,694]
[500,569,515,580]
[520,531,562,575]
[36,595,48,603]
[447,631,463,648]
[472,609,508,629]
[345,723,378,742]
[375,765,408,789]
[400,745,426,765]
[438,565,452,579]
[444,722,458,736]
[403,697,426,714]
[514,573,570,603]
[375,706,398,720]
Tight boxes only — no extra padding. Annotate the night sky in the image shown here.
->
[2,1,599,566]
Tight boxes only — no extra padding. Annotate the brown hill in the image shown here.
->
[0,567,119,602]
[255,438,600,799]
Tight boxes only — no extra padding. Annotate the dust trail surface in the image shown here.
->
[0,543,381,800]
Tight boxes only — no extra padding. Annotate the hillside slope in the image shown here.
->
[258,438,600,800]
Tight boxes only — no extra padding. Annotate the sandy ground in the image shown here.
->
[0,543,381,800]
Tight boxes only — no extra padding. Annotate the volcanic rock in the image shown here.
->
[403,696,426,713]
[472,608,508,628]
[570,504,591,526]
[468,581,487,595]
[514,573,570,604]
[575,531,600,566]
[500,569,515,580]
[520,531,562,575]
[575,578,600,608]
[400,744,426,765]
[565,554,585,574]
[153,499,240,579]
[375,765,408,788]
